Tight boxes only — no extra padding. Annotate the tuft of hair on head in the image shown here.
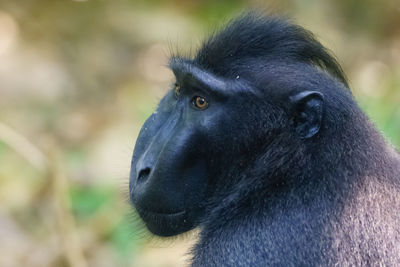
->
[194,11,349,88]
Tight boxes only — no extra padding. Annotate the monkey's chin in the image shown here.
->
[137,208,197,237]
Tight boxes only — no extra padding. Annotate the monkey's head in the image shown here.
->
[129,13,349,237]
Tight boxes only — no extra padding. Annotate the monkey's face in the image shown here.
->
[129,61,325,237]
[129,62,263,237]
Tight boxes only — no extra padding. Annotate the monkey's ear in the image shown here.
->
[289,91,324,139]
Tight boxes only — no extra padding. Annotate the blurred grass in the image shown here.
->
[0,1,399,266]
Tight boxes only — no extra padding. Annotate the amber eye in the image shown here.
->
[192,96,208,110]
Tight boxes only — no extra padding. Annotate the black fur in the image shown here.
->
[130,12,400,266]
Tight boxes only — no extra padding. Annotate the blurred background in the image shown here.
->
[0,0,399,266]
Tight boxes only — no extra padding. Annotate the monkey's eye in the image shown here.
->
[192,96,208,110]
[174,83,181,98]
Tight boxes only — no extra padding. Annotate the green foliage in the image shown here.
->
[69,185,114,219]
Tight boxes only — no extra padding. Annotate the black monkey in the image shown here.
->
[129,12,400,266]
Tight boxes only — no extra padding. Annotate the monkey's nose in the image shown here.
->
[137,167,151,182]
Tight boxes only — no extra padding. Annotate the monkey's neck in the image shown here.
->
[195,127,400,266]
[203,113,398,231]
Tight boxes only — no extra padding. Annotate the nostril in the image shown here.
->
[138,168,151,182]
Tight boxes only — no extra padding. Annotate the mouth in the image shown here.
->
[143,209,186,217]
[135,206,194,237]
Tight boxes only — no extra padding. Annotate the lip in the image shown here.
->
[135,207,186,217]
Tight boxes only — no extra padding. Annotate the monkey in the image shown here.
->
[129,12,400,266]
